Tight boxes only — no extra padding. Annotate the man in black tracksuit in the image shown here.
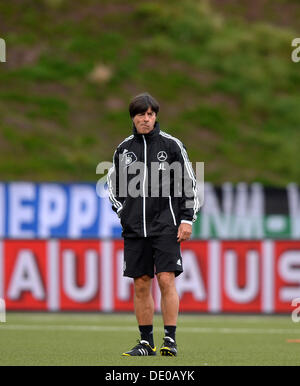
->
[107,93,200,357]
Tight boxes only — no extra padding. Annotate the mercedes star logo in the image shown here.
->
[157,151,168,162]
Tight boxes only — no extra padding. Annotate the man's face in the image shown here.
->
[133,107,156,134]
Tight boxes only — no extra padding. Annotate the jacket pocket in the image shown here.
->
[120,197,142,235]
[168,196,177,226]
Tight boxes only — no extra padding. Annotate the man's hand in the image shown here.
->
[177,223,192,242]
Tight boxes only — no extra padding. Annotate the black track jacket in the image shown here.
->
[107,121,200,238]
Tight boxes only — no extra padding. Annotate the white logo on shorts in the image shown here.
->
[177,259,181,266]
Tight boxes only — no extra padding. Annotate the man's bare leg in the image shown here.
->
[121,275,155,355]
[157,272,178,355]
[133,274,155,349]
[133,274,154,325]
[157,272,179,326]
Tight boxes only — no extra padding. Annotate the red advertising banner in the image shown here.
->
[58,240,101,311]
[220,241,263,313]
[178,241,209,312]
[274,241,300,313]
[0,240,299,313]
[3,240,48,311]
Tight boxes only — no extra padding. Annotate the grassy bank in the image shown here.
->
[0,0,299,185]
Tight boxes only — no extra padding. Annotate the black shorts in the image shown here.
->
[123,234,183,278]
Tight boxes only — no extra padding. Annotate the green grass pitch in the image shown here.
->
[0,312,299,366]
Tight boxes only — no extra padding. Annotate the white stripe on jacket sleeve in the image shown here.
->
[160,131,199,222]
[107,150,122,211]
[107,135,134,212]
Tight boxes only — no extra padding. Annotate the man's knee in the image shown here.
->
[134,275,152,298]
[157,272,175,293]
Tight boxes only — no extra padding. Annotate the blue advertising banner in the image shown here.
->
[0,182,300,239]
[0,182,122,239]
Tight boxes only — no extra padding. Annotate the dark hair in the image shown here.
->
[129,92,159,118]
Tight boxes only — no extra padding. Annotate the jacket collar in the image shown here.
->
[132,121,160,141]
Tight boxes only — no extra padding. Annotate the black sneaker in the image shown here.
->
[122,340,157,356]
[160,336,177,356]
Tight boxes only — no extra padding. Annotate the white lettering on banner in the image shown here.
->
[100,240,113,311]
[287,184,300,239]
[176,251,206,301]
[208,240,221,312]
[1,183,300,239]
[7,250,45,300]
[47,240,60,311]
[201,183,264,238]
[9,183,35,238]
[39,184,67,237]
[100,241,113,311]
[63,250,98,302]
[262,240,274,313]
[230,183,264,238]
[225,250,259,303]
[117,250,132,301]
[2,240,300,312]
[278,251,300,302]
[201,183,230,238]
[69,185,97,238]
[0,184,4,237]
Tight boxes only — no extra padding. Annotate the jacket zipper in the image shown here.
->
[168,195,177,226]
[142,135,147,237]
